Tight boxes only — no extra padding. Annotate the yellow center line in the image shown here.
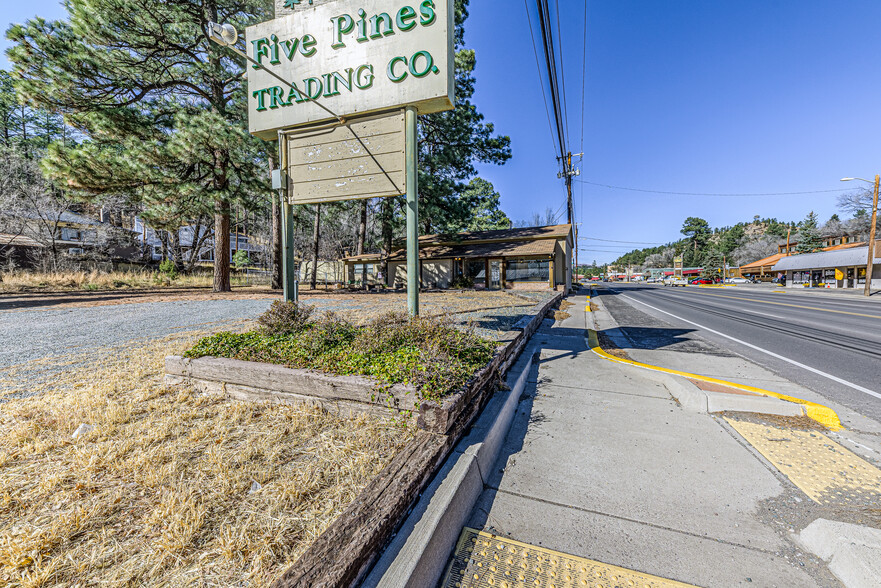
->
[673,289,881,320]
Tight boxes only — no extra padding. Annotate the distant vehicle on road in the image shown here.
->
[663,276,688,287]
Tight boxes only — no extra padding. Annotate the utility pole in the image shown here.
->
[559,152,582,291]
[865,174,879,296]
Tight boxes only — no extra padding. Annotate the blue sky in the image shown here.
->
[4,1,881,263]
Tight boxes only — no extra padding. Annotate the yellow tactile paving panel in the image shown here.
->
[726,419,881,505]
[441,528,697,588]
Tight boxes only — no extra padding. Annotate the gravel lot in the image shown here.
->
[1,290,557,396]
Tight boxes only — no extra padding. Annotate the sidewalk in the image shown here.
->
[365,287,881,587]
[455,290,834,587]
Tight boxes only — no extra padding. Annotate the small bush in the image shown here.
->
[303,311,357,354]
[450,276,474,289]
[257,300,315,335]
[232,249,250,269]
[159,259,178,280]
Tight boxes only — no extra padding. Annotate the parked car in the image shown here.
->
[690,277,714,285]
[663,277,688,286]
[725,277,750,284]
[771,276,786,285]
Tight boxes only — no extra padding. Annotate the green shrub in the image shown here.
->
[232,249,250,269]
[450,276,474,289]
[257,301,315,335]
[158,259,178,280]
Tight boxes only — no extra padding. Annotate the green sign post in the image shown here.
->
[405,105,419,314]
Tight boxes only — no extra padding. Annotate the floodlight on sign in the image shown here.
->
[207,22,238,47]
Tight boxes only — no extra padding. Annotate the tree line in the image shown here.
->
[1,0,514,290]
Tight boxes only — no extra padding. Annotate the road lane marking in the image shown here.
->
[726,419,881,505]
[443,527,697,588]
[586,329,842,430]
[671,290,881,320]
[617,292,881,403]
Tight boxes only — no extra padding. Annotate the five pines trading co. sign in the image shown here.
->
[246,0,454,139]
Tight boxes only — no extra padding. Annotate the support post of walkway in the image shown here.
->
[405,106,419,316]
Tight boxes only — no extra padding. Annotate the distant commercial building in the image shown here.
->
[342,224,573,290]
[739,253,789,281]
[773,241,881,289]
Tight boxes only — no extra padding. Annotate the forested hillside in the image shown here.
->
[611,207,878,271]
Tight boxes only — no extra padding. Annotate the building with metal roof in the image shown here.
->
[772,241,881,289]
[341,224,573,290]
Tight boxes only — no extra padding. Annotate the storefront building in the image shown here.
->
[342,224,573,291]
[772,241,881,289]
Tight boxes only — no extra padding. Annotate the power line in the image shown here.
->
[580,0,587,156]
[576,179,850,197]
[524,0,558,160]
[583,237,668,245]
[553,0,570,152]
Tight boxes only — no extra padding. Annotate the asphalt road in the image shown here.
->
[596,283,881,423]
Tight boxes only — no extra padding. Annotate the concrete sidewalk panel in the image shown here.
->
[486,370,788,553]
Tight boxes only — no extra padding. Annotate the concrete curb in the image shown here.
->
[361,350,535,588]
[658,373,806,417]
[795,518,881,588]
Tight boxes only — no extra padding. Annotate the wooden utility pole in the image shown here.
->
[864,175,879,296]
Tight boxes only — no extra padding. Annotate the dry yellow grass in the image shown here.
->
[0,332,412,587]
[0,269,256,293]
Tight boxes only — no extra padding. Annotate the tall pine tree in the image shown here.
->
[377,0,512,275]
[7,0,272,291]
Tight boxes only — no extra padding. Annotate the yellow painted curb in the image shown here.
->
[586,329,842,430]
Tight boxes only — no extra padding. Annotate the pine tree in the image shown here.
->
[796,211,823,253]
[7,0,272,291]
[381,0,511,239]
[453,177,511,232]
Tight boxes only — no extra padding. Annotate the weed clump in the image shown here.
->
[186,310,497,401]
[257,300,315,335]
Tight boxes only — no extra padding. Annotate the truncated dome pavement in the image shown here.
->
[442,528,696,588]
[725,418,881,506]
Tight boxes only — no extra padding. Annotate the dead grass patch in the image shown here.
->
[723,412,828,432]
[0,331,412,587]
[595,331,632,360]
[0,269,257,294]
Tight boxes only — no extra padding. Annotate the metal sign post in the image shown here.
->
[276,130,298,303]
[405,106,419,316]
